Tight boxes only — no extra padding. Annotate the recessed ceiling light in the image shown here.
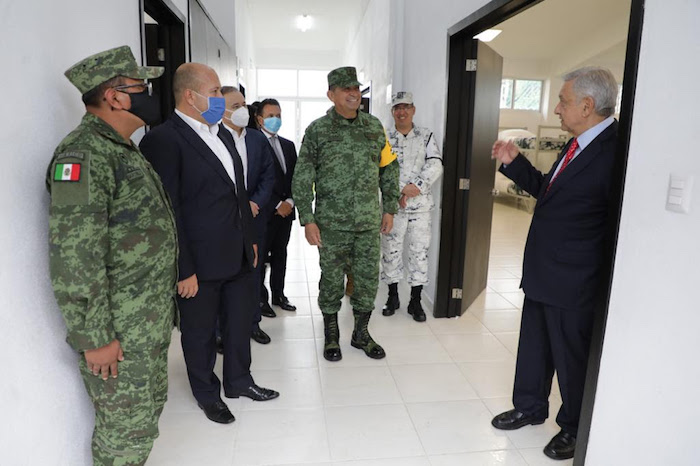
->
[296,14,313,32]
[473,29,502,42]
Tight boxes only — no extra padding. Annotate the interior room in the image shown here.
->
[2,0,699,465]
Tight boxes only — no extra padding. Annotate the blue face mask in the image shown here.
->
[192,91,226,124]
[263,117,282,134]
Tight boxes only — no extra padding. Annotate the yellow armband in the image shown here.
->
[379,133,397,168]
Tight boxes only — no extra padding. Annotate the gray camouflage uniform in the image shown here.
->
[381,125,443,286]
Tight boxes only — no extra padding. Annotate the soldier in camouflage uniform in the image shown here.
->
[292,66,400,362]
[381,92,443,322]
[46,46,177,466]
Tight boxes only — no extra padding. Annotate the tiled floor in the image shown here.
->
[148,202,571,465]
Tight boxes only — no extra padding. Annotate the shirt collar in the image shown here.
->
[176,109,219,136]
[394,124,415,138]
[223,123,246,140]
[576,116,615,152]
[83,112,136,149]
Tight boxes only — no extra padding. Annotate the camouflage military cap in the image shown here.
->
[327,66,362,89]
[64,45,164,95]
[391,91,413,107]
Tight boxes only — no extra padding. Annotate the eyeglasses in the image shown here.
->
[392,104,413,112]
[113,82,153,96]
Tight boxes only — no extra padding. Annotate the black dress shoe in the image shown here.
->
[198,400,235,424]
[491,409,546,430]
[216,335,224,354]
[543,430,576,460]
[251,327,271,344]
[260,301,276,318]
[226,384,280,401]
[272,296,297,311]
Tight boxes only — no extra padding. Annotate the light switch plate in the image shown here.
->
[666,174,693,213]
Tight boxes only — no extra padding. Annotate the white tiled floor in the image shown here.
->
[148,203,571,465]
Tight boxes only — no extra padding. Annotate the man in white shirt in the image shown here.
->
[221,86,276,345]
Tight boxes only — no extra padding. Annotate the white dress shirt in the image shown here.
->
[175,109,237,186]
[263,130,294,209]
[223,124,248,188]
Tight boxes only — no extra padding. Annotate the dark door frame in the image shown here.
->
[436,0,645,463]
[138,0,187,124]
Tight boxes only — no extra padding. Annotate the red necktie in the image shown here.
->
[546,138,578,193]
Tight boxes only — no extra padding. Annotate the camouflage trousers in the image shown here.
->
[318,229,380,314]
[79,341,170,466]
[381,211,432,287]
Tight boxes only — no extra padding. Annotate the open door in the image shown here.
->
[435,38,503,317]
[143,0,186,125]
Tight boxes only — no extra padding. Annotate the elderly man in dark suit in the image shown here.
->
[490,67,619,461]
[140,63,279,425]
[220,86,275,345]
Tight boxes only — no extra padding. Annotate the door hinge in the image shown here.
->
[465,59,477,72]
[452,288,463,299]
[458,178,470,190]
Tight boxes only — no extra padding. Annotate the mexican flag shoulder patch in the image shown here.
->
[54,163,81,182]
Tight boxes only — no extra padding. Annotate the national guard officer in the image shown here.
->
[292,66,400,362]
[46,45,177,466]
[381,91,443,322]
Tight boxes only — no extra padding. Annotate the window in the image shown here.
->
[500,78,543,111]
[256,69,330,149]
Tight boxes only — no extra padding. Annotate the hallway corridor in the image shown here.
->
[148,203,570,466]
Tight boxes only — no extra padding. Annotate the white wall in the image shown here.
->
[346,0,491,306]
[344,0,396,127]
[0,2,142,464]
[586,1,700,464]
[0,1,240,463]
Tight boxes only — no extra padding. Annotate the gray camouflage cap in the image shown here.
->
[327,66,362,89]
[391,91,413,107]
[64,45,164,95]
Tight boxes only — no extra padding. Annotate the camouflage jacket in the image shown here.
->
[387,125,443,213]
[292,107,400,231]
[46,113,178,352]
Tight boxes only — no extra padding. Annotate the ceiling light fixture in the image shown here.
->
[473,29,502,42]
[296,14,313,32]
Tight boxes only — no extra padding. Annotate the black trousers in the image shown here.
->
[178,271,256,404]
[260,213,293,303]
[512,297,595,435]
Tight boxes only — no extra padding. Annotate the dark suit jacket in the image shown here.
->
[500,120,618,311]
[219,126,275,241]
[140,113,255,282]
[264,134,298,220]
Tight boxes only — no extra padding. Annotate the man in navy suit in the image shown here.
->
[255,98,298,317]
[221,86,276,345]
[140,63,279,425]
[490,67,619,460]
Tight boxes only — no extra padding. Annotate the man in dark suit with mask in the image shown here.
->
[140,63,279,426]
[490,67,619,461]
[255,98,298,317]
[220,86,275,345]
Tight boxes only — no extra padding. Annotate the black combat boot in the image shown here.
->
[407,285,426,322]
[322,313,342,362]
[382,283,400,316]
[351,310,386,359]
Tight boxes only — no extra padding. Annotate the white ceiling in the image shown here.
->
[244,0,632,70]
[246,0,368,57]
[488,0,632,61]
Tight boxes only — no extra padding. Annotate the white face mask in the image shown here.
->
[227,106,250,127]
